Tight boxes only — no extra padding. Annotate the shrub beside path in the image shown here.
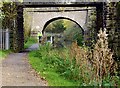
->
[2,44,48,86]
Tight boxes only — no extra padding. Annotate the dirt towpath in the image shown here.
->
[1,44,48,86]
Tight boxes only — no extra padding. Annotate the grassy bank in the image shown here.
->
[28,33,120,87]
[29,54,77,86]
[28,43,120,86]
[28,44,80,86]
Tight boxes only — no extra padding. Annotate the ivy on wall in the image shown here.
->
[84,8,97,48]
[2,2,19,52]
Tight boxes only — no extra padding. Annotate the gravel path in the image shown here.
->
[25,43,39,51]
[1,44,48,86]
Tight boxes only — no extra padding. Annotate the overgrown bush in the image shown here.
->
[63,27,83,47]
[84,9,97,47]
[69,29,119,86]
[31,29,119,86]
[90,29,118,82]
[23,8,32,43]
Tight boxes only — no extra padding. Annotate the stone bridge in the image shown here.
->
[5,2,105,52]
[27,8,88,33]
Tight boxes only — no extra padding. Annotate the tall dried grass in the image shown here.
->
[90,28,118,82]
[70,41,92,83]
[69,28,118,84]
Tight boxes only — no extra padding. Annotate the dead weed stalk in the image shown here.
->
[69,28,118,84]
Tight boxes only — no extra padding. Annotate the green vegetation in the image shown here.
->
[28,44,79,86]
[63,27,83,46]
[0,50,11,60]
[1,2,22,52]
[24,37,37,49]
[85,9,96,47]
[46,19,66,33]
[28,29,120,86]
[23,8,32,43]
[45,19,84,47]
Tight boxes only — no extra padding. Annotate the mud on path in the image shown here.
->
[1,44,48,86]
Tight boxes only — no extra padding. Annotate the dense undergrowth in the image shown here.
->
[28,29,120,86]
[29,45,79,86]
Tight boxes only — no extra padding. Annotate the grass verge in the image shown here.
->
[28,43,120,86]
[0,50,11,60]
[28,50,78,86]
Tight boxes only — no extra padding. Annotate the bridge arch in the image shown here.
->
[42,17,84,35]
[12,2,104,52]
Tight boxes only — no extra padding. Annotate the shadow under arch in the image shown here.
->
[42,17,84,35]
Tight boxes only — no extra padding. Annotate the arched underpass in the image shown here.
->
[40,17,84,48]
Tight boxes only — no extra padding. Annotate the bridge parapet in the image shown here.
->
[25,7,96,13]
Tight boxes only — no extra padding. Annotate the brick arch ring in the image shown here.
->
[42,17,84,36]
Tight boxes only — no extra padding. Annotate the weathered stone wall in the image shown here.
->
[105,2,120,59]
